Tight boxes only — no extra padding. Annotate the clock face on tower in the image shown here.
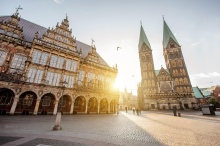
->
[160,82,172,93]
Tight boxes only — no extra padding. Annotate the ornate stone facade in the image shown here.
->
[138,21,197,110]
[0,10,118,115]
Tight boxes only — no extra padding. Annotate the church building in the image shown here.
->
[0,9,119,115]
[138,20,197,110]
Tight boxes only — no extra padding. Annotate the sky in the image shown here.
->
[1,0,220,95]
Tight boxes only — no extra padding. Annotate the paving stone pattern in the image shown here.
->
[0,111,220,146]
[0,136,23,145]
[19,138,89,146]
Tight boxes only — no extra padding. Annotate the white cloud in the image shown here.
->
[192,41,201,46]
[190,72,220,78]
[209,72,220,76]
[54,0,64,4]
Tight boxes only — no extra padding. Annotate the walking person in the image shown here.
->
[139,108,141,115]
[132,107,135,115]
[136,108,139,115]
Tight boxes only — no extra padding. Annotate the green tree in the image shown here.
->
[208,97,220,107]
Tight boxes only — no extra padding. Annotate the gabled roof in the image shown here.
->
[154,68,169,76]
[163,20,180,48]
[0,16,109,67]
[192,87,204,98]
[138,25,151,51]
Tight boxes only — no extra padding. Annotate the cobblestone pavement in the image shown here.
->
[0,111,220,146]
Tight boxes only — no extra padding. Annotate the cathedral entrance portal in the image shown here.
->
[151,104,155,109]
[184,104,189,109]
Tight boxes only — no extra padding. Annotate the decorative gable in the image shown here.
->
[157,67,174,93]
[42,16,77,52]
[85,45,100,63]
[0,10,24,40]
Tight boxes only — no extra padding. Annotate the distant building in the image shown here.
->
[212,85,220,101]
[0,10,119,115]
[138,20,197,110]
[119,88,138,110]
[192,87,207,106]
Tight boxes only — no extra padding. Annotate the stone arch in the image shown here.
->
[38,93,56,115]
[110,99,117,113]
[16,91,38,115]
[88,97,98,113]
[100,98,108,113]
[0,88,15,115]
[59,94,72,114]
[74,96,86,113]
[179,78,183,85]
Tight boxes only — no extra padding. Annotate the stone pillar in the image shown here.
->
[108,101,110,113]
[33,99,41,115]
[97,100,100,114]
[53,100,59,115]
[9,95,19,115]
[70,101,74,114]
[85,99,88,114]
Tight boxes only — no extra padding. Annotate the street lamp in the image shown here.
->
[53,80,68,131]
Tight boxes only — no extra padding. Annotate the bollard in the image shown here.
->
[178,113,181,117]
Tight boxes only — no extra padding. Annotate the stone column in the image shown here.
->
[53,100,59,115]
[33,99,41,115]
[97,100,100,114]
[108,101,110,113]
[70,101,74,114]
[9,95,19,115]
[85,99,88,114]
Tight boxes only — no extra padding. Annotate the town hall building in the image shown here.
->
[0,9,119,115]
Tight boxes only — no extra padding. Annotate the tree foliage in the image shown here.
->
[208,97,220,107]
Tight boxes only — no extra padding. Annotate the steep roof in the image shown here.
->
[0,16,109,67]
[192,87,204,98]
[138,25,151,51]
[154,69,169,76]
[163,20,180,48]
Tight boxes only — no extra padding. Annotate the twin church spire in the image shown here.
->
[139,20,180,50]
[138,25,151,51]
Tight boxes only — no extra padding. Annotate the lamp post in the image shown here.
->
[53,80,68,131]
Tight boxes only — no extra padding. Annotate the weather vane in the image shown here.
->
[15,5,23,15]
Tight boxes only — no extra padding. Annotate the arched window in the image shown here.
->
[176,87,179,92]
[184,78,188,85]
[179,78,183,85]
[178,59,183,66]
[171,60,176,67]
[187,87,191,92]
[173,70,176,76]
[179,87,183,92]
[175,78,179,85]
[184,87,187,93]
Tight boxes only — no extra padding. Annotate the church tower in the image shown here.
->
[139,25,157,96]
[163,20,193,96]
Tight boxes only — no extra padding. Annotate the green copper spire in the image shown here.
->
[138,25,151,51]
[163,20,180,48]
